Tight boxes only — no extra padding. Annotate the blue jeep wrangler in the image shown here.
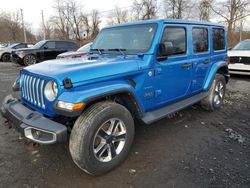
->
[1,19,229,175]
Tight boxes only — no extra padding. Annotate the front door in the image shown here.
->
[42,41,56,61]
[156,25,192,106]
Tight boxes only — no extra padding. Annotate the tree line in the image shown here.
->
[0,0,249,46]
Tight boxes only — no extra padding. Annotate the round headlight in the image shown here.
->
[44,81,58,101]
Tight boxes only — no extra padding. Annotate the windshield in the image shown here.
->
[232,41,250,50]
[91,24,157,53]
[77,42,92,52]
[32,41,46,49]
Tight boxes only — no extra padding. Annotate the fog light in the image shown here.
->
[24,127,56,144]
[57,101,85,111]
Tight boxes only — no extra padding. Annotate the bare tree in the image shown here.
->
[211,0,250,45]
[90,9,100,39]
[198,0,213,21]
[132,0,157,21]
[164,0,187,19]
[3,11,21,41]
[107,5,129,25]
[0,11,36,42]
[50,0,71,39]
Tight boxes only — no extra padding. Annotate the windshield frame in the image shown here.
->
[91,23,158,54]
[232,40,250,51]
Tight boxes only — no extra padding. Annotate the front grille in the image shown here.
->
[20,73,46,109]
[230,56,250,64]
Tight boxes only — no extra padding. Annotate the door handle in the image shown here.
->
[181,63,192,69]
[204,59,211,64]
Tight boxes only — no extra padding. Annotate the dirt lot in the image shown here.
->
[0,63,249,188]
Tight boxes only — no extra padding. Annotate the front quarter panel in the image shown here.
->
[57,80,144,111]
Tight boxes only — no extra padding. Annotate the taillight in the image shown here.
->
[225,56,230,64]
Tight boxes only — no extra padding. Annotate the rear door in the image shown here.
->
[156,25,192,105]
[191,26,211,93]
[56,41,71,55]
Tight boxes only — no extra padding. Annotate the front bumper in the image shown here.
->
[11,53,23,64]
[0,95,67,144]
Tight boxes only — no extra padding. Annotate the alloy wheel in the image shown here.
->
[93,118,127,162]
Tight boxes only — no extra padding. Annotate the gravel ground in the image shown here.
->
[0,63,249,188]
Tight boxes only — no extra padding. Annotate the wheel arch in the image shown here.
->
[85,90,143,119]
[203,61,229,91]
[1,52,11,60]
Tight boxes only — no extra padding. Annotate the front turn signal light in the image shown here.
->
[57,101,85,111]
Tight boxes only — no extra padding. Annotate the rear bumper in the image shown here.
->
[0,95,67,144]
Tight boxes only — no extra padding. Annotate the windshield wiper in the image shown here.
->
[90,48,104,55]
[108,48,127,58]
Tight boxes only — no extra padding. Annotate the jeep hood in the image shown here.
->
[23,55,142,86]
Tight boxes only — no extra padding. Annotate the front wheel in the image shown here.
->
[69,102,134,175]
[201,74,226,111]
[23,55,37,66]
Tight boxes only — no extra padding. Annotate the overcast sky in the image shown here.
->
[0,0,133,32]
[1,0,250,32]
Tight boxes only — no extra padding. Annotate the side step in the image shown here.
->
[141,92,208,124]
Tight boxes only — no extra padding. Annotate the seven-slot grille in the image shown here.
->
[20,73,46,109]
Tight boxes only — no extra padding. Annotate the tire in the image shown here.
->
[1,53,11,62]
[23,55,37,66]
[69,101,135,175]
[201,74,226,111]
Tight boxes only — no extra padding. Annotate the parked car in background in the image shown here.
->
[228,39,250,75]
[57,42,92,59]
[0,43,30,62]
[12,40,79,66]
[1,19,229,175]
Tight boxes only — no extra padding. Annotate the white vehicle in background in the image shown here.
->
[0,43,29,62]
[228,39,250,75]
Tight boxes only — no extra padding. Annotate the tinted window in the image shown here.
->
[45,41,56,49]
[14,43,27,49]
[192,28,208,53]
[56,42,68,49]
[68,42,78,49]
[162,27,186,56]
[213,28,225,51]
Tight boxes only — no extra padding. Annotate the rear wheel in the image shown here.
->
[69,102,134,175]
[23,55,37,66]
[201,74,226,111]
[2,53,11,62]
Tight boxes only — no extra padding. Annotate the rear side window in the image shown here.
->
[162,27,186,56]
[192,27,208,53]
[68,42,78,49]
[213,28,225,51]
[56,42,68,49]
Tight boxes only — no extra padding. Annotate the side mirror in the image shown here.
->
[43,46,48,49]
[157,43,168,61]
[157,42,174,61]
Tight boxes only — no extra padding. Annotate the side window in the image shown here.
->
[69,42,78,49]
[162,27,186,56]
[56,42,67,49]
[14,44,27,49]
[44,41,56,49]
[192,27,208,53]
[213,28,225,51]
